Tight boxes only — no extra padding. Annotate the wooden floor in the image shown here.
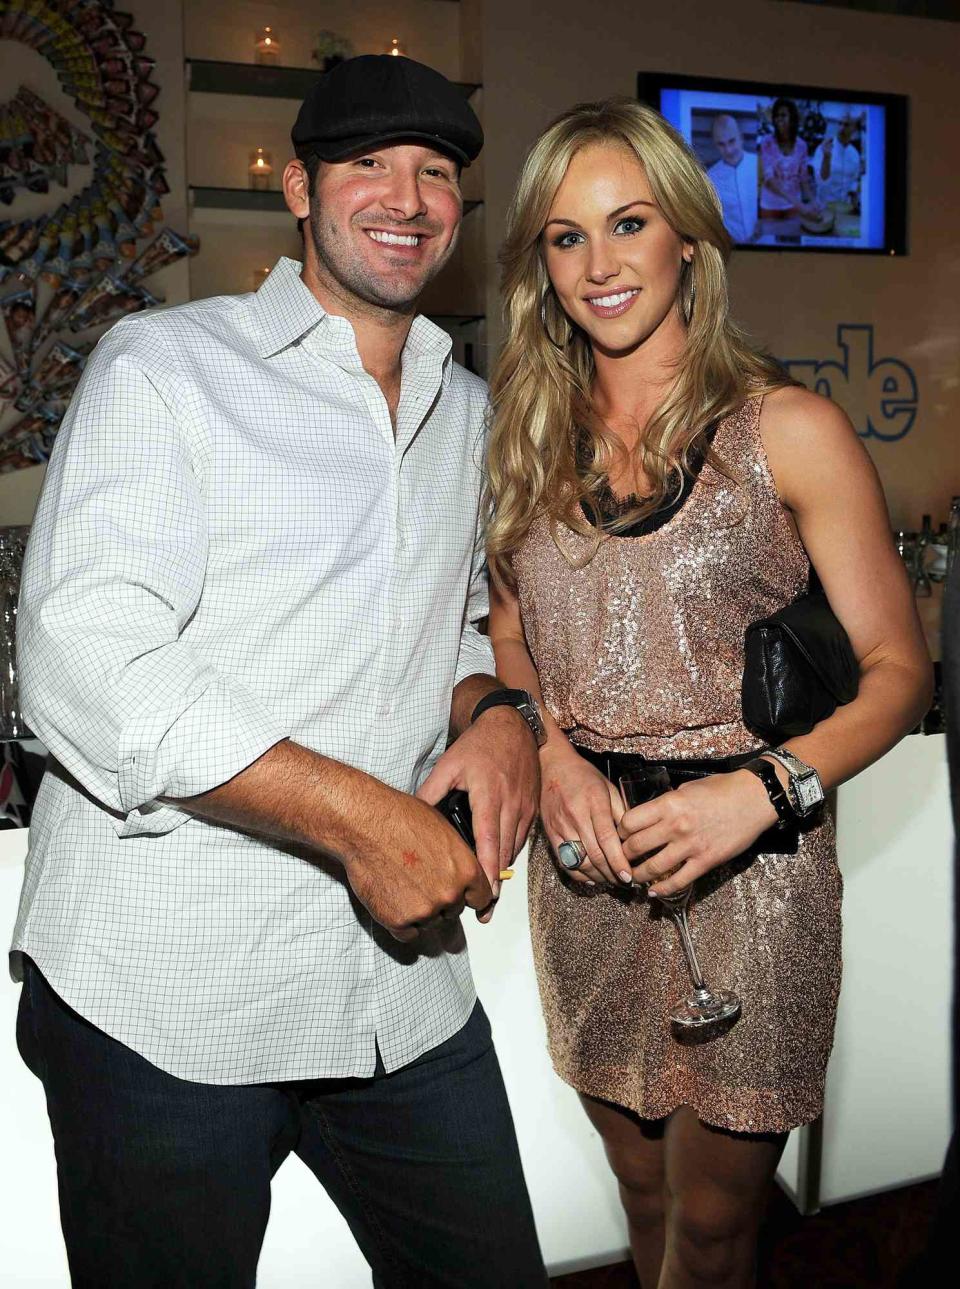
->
[549,1178,941,1288]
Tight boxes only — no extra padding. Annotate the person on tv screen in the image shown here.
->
[706,113,757,243]
[758,97,817,237]
[812,111,862,208]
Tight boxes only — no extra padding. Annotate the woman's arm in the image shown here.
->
[489,574,630,887]
[758,384,932,785]
[799,142,816,206]
[620,386,932,896]
[759,139,789,202]
[758,139,774,197]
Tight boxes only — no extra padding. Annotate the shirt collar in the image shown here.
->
[402,314,454,366]
[247,257,453,372]
[247,257,327,358]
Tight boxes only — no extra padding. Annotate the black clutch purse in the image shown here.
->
[742,573,859,744]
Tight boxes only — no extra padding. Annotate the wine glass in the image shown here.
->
[619,768,741,1029]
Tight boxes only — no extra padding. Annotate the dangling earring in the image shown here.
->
[682,259,696,325]
[540,288,571,349]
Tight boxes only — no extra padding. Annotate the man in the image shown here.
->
[812,113,862,208]
[11,56,546,1287]
[706,113,758,244]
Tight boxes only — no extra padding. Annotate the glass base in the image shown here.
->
[669,987,741,1029]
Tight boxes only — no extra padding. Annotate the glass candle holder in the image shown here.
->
[254,26,281,65]
[248,147,273,191]
[386,37,406,58]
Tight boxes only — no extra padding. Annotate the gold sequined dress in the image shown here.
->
[513,398,842,1134]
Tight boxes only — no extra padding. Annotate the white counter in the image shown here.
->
[777,732,954,1210]
[1,734,953,1283]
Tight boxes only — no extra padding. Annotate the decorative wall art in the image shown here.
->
[0,0,198,474]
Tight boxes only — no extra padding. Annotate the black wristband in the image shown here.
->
[743,758,796,829]
[470,688,529,724]
[470,688,547,747]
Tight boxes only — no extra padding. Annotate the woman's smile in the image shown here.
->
[583,287,641,318]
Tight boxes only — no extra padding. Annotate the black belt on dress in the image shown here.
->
[572,744,800,856]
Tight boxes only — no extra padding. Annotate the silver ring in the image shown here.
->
[558,840,588,870]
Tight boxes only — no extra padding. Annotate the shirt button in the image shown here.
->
[381,704,393,717]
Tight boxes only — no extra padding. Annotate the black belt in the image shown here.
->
[573,744,800,856]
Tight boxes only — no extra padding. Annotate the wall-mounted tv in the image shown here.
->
[637,73,908,255]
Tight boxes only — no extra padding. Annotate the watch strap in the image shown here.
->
[766,748,825,818]
[769,747,813,778]
[471,688,546,747]
[743,758,796,829]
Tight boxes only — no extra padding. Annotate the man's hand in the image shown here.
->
[341,787,492,943]
[171,739,492,944]
[416,706,540,917]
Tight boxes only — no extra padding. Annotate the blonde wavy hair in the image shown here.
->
[486,97,795,584]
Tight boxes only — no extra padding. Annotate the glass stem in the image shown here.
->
[666,905,708,994]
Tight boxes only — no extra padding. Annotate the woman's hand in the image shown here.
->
[539,741,631,888]
[618,769,779,897]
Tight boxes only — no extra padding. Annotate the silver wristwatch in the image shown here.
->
[763,747,825,818]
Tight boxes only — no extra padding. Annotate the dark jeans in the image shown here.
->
[17,960,546,1288]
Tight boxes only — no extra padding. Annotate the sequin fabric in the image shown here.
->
[514,398,842,1134]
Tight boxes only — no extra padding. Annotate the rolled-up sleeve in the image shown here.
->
[18,323,289,837]
[453,495,496,688]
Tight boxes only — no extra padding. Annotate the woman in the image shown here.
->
[486,98,931,1287]
[758,97,816,238]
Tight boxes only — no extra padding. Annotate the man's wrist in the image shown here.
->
[470,688,547,748]
[474,702,536,744]
[449,674,502,738]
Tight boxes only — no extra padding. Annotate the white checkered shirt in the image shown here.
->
[10,256,495,1083]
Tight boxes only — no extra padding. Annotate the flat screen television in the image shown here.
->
[637,73,908,255]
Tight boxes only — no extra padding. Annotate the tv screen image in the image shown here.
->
[638,74,907,255]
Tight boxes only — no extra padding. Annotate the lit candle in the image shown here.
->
[248,147,273,191]
[386,37,405,58]
[254,26,281,65]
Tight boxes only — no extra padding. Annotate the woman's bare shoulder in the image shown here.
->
[759,385,876,507]
[760,383,864,453]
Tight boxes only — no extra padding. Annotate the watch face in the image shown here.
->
[791,772,824,815]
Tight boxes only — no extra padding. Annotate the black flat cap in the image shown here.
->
[291,54,483,168]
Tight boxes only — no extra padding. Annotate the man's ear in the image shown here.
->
[283,159,312,222]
